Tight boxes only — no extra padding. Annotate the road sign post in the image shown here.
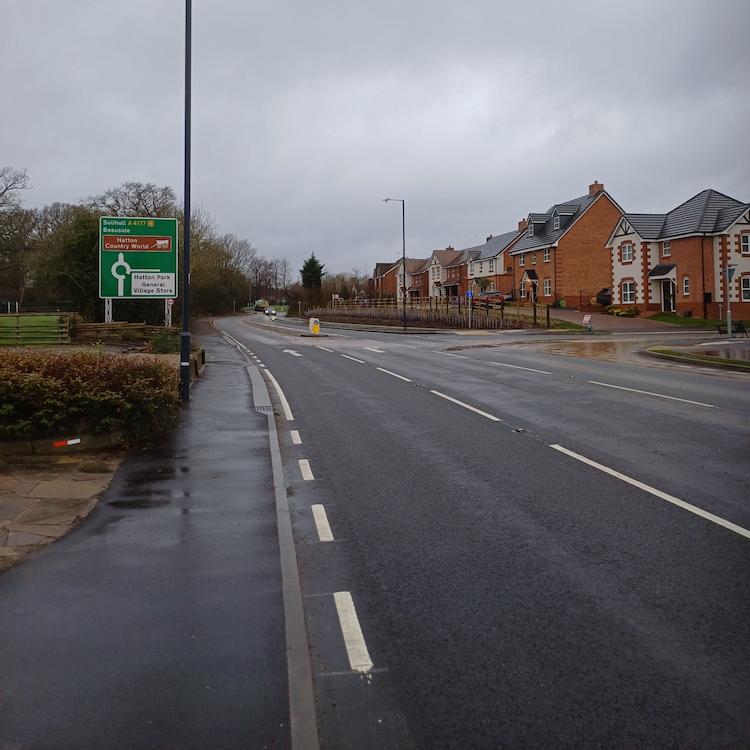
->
[99,217,178,300]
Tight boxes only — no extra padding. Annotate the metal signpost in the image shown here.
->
[99,217,179,321]
[466,289,473,329]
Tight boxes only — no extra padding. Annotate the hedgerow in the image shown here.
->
[0,350,180,444]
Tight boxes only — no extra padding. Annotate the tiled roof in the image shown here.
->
[649,263,676,277]
[373,262,396,277]
[510,192,599,254]
[624,189,749,240]
[431,249,463,267]
[404,258,428,273]
[458,229,522,261]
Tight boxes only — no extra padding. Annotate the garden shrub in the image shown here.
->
[605,305,641,318]
[0,350,180,445]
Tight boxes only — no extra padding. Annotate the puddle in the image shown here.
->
[524,340,638,361]
[697,347,750,361]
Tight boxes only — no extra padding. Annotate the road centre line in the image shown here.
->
[299,459,315,481]
[263,369,294,421]
[587,380,716,408]
[490,361,552,375]
[311,504,334,542]
[365,347,385,353]
[550,444,750,540]
[341,354,366,364]
[433,351,469,359]
[291,430,302,444]
[316,345,334,352]
[376,367,412,382]
[430,390,501,422]
[333,592,374,674]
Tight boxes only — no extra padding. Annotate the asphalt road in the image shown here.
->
[217,314,750,748]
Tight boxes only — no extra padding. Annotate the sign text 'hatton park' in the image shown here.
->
[99,216,178,299]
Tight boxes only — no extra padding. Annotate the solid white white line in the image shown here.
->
[263,369,294,421]
[365,347,385,353]
[290,430,302,445]
[550,444,750,540]
[316,345,334,352]
[490,361,552,375]
[587,380,715,408]
[341,354,366,364]
[376,367,412,382]
[432,351,469,359]
[299,459,315,481]
[430,390,501,422]
[311,504,334,542]
[333,592,374,674]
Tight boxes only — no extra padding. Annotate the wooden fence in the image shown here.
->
[0,314,71,345]
[72,322,179,343]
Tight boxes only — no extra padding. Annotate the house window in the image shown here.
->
[622,280,636,303]
[479,262,483,273]
[543,249,550,262]
[543,278,551,296]
[683,277,690,296]
[519,254,525,266]
[470,262,475,275]
[531,252,537,264]
[742,276,750,302]
[490,281,496,291]
[662,241,671,257]
[621,243,634,263]
[741,235,750,255]
[553,216,560,230]
[489,259,494,271]
[528,224,534,237]
[519,283,527,299]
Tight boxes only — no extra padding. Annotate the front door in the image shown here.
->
[661,279,675,312]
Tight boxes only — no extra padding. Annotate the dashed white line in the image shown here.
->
[341,354,366,364]
[432,351,469,359]
[365,347,385,353]
[263,369,294,420]
[290,430,302,445]
[299,459,315,481]
[376,367,412,382]
[311,504,334,542]
[333,592,374,674]
[550,444,750,540]
[316,345,334,352]
[587,380,715,408]
[430,390,501,422]
[490,361,552,375]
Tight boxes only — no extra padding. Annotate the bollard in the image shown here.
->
[309,317,320,335]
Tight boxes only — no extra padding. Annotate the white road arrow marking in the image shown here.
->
[283,349,303,357]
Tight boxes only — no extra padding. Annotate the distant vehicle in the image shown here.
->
[264,307,276,316]
[596,288,612,306]
[254,299,270,311]
[476,290,514,303]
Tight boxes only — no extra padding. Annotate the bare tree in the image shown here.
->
[84,181,177,216]
[0,167,31,211]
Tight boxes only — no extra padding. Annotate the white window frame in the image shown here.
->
[528,224,534,237]
[489,259,494,271]
[519,254,525,267]
[469,262,475,275]
[742,276,750,302]
[741,235,750,256]
[682,277,690,296]
[543,249,550,262]
[622,280,636,303]
[621,243,634,263]
[519,283,527,299]
[553,216,560,230]
[543,278,551,296]
[662,241,671,257]
[531,252,537,264]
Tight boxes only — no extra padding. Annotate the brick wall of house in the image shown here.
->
[556,193,622,307]
[663,237,709,316]
[380,267,398,298]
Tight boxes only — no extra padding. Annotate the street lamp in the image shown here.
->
[180,0,192,402]
[382,198,406,332]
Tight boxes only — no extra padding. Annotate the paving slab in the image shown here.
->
[26,477,106,500]
[15,498,92,526]
[5,530,48,547]
[0,497,36,521]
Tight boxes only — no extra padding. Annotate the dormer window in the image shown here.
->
[553,215,560,230]
[528,224,534,237]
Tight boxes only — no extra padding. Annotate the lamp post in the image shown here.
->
[382,198,406,332]
[180,0,192,401]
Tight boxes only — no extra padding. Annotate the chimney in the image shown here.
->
[446,245,454,251]
[589,180,604,196]
[486,234,493,242]
[517,218,528,232]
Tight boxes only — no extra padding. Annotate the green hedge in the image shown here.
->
[0,351,180,444]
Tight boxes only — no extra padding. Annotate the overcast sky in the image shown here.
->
[3,0,749,274]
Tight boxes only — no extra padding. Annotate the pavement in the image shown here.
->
[0,329,291,750]
[0,458,120,571]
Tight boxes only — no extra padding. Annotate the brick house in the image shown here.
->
[409,260,430,299]
[606,189,750,318]
[427,247,463,297]
[373,262,397,297]
[462,228,524,296]
[393,258,430,302]
[375,262,399,298]
[508,181,623,306]
[444,249,479,298]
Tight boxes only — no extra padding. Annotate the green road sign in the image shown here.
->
[99,216,178,299]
